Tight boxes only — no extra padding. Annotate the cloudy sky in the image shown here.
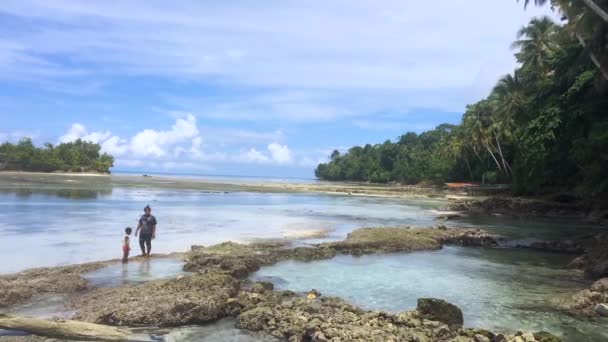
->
[0,1,554,177]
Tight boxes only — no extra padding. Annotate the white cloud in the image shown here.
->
[243,148,270,164]
[58,123,111,144]
[268,143,292,164]
[129,114,199,157]
[238,143,293,165]
[100,136,129,156]
[56,114,303,169]
[0,0,559,114]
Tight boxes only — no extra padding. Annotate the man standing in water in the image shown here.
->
[135,205,157,257]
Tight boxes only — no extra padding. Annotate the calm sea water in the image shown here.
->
[1,179,607,341]
[0,186,442,274]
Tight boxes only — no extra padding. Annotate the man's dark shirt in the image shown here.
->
[139,215,157,236]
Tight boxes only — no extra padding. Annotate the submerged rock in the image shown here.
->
[582,232,608,279]
[72,272,239,326]
[416,298,464,328]
[563,277,608,317]
[524,232,608,280]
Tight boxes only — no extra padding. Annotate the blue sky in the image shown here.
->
[0,1,555,177]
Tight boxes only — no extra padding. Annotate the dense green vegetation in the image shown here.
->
[316,1,608,199]
[0,138,114,173]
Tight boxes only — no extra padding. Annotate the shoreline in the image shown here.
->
[2,172,604,219]
[0,171,110,177]
[0,170,466,202]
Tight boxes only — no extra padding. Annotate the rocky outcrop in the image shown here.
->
[446,197,588,219]
[0,262,108,308]
[320,227,497,256]
[235,293,461,342]
[183,227,499,276]
[72,272,239,326]
[233,290,559,342]
[416,298,463,327]
[563,277,608,317]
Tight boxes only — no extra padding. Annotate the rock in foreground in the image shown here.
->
[417,298,464,327]
[73,272,239,326]
[565,277,608,317]
[0,262,108,308]
[233,290,559,342]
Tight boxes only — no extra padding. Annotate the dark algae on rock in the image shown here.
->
[416,298,464,328]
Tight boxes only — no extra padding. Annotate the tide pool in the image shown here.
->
[252,246,607,342]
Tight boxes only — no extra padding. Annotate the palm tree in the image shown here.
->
[512,17,559,73]
[518,0,608,80]
[492,73,526,123]
[462,103,508,176]
[520,0,608,23]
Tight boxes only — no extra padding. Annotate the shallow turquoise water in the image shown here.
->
[84,258,188,287]
[252,246,607,342]
[143,319,280,342]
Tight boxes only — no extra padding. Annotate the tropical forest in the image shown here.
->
[315,0,608,201]
[0,138,114,173]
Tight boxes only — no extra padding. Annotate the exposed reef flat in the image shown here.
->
[0,227,566,341]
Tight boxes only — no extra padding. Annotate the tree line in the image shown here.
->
[0,138,114,173]
[316,1,608,199]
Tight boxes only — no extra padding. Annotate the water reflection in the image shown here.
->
[84,258,187,288]
[0,188,111,199]
[0,188,443,273]
[141,319,280,342]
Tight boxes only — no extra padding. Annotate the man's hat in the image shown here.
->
[144,205,151,210]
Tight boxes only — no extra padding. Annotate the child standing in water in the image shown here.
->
[122,227,132,263]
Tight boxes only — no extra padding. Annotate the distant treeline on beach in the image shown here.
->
[316,14,607,199]
[0,138,114,173]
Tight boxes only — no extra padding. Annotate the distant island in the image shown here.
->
[0,138,114,174]
[316,16,607,200]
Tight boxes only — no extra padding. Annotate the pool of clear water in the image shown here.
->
[83,258,188,287]
[252,246,608,342]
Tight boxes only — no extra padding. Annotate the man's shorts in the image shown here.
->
[139,233,152,244]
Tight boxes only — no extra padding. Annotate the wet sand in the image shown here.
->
[0,171,447,199]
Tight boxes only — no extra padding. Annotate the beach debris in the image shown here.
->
[596,303,608,316]
[0,314,131,341]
